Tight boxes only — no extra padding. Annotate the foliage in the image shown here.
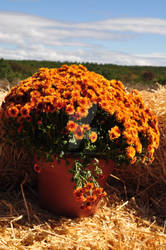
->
[142,71,155,81]
[0,64,160,205]
[1,58,166,87]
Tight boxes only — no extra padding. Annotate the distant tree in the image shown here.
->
[142,71,155,81]
[0,58,14,81]
[122,73,137,84]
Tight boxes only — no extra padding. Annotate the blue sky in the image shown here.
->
[0,0,166,65]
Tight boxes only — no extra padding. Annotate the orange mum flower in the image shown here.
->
[65,104,75,115]
[93,187,104,195]
[109,126,121,140]
[99,100,110,111]
[110,79,116,85]
[135,141,142,154]
[76,106,88,118]
[147,145,155,154]
[89,131,97,143]
[44,96,54,104]
[73,188,87,202]
[87,195,97,202]
[71,90,80,101]
[78,97,88,107]
[117,80,125,89]
[66,120,77,132]
[56,100,65,110]
[30,90,41,98]
[130,156,137,165]
[20,106,30,118]
[8,106,19,118]
[74,125,84,140]
[126,146,136,159]
[115,111,125,123]
[84,182,94,191]
[82,124,90,132]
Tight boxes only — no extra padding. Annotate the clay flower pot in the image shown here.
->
[35,158,114,217]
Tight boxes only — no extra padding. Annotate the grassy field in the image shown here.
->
[0,82,166,249]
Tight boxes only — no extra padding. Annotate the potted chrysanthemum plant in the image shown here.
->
[0,64,160,217]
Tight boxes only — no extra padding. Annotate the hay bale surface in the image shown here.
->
[0,85,166,249]
[0,191,166,249]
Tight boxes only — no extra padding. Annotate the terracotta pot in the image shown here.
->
[36,157,114,217]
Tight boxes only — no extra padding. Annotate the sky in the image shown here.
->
[0,0,166,66]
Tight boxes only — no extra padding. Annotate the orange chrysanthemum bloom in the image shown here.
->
[89,131,97,143]
[115,111,125,123]
[74,125,84,140]
[74,182,107,210]
[73,187,87,202]
[99,100,110,111]
[73,191,87,202]
[20,105,30,118]
[82,124,90,132]
[85,183,94,191]
[44,96,54,104]
[93,187,104,195]
[135,141,142,154]
[66,120,77,132]
[86,195,97,202]
[147,145,155,154]
[76,106,89,118]
[78,97,89,107]
[62,90,71,99]
[56,100,65,110]
[8,106,19,118]
[130,156,137,165]
[65,104,75,115]
[109,126,121,140]
[30,90,41,98]
[30,96,38,106]
[126,146,136,159]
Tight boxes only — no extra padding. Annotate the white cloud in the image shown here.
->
[76,18,166,35]
[1,45,166,67]
[0,11,166,65]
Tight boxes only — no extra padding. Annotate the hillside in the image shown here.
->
[0,58,166,89]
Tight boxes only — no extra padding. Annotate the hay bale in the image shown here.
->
[0,144,36,189]
[0,193,166,249]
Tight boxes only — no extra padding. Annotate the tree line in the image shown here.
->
[0,58,166,87]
